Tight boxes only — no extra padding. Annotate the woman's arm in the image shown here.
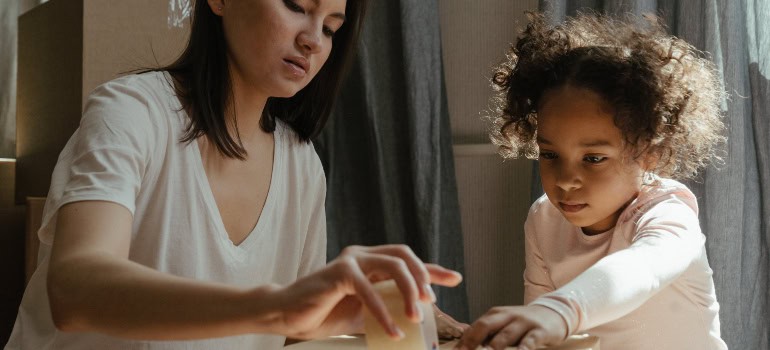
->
[48,200,282,340]
[48,200,463,341]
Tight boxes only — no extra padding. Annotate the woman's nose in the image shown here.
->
[297,29,322,54]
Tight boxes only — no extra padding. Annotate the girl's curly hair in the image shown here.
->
[489,12,725,180]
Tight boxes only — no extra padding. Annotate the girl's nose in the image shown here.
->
[555,166,582,192]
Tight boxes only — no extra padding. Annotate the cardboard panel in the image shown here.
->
[16,0,83,203]
[15,0,190,203]
[82,0,189,107]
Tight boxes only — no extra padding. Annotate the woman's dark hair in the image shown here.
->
[489,12,725,179]
[159,0,368,159]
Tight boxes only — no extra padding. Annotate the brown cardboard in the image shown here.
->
[16,0,189,203]
[285,335,600,350]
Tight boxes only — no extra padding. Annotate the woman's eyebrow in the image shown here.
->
[312,0,346,21]
[329,12,346,21]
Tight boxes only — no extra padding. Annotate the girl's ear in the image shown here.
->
[207,0,225,16]
[641,149,660,173]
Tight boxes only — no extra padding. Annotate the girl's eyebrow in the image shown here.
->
[536,136,613,148]
[579,139,613,147]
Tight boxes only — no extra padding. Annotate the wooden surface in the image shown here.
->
[285,334,600,350]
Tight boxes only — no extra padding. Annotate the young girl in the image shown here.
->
[456,13,727,350]
[6,0,465,349]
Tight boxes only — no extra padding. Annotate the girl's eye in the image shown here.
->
[283,0,305,13]
[584,155,607,164]
[539,152,557,160]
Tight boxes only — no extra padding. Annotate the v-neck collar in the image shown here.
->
[190,126,282,253]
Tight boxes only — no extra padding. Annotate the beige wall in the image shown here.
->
[439,0,538,320]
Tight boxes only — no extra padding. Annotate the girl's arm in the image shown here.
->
[456,196,704,350]
[522,216,555,304]
[48,200,463,340]
[529,197,705,335]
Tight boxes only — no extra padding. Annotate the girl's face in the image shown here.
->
[213,0,347,98]
[537,85,645,235]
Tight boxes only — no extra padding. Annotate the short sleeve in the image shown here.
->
[296,142,328,278]
[38,76,159,244]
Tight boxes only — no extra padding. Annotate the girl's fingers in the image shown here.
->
[517,329,546,350]
[457,310,516,349]
[487,321,530,350]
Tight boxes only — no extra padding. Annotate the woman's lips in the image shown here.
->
[283,59,307,78]
[559,202,588,213]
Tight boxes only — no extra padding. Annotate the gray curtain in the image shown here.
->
[314,0,469,322]
[0,1,17,158]
[538,1,770,348]
[0,0,49,158]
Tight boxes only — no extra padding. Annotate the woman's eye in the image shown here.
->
[539,152,557,160]
[322,26,336,37]
[283,0,305,13]
[584,155,607,163]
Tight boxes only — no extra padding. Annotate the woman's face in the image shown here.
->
[212,0,347,98]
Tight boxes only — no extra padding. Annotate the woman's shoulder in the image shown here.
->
[85,71,177,112]
[81,71,181,130]
[274,120,324,177]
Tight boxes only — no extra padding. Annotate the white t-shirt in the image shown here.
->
[525,178,727,350]
[6,71,328,350]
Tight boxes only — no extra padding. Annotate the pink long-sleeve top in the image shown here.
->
[525,178,727,350]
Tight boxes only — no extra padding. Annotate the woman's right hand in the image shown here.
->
[269,244,462,340]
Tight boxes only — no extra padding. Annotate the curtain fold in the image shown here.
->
[314,0,469,321]
[0,1,17,158]
[539,1,769,348]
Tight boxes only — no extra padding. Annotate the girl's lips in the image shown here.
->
[560,202,588,213]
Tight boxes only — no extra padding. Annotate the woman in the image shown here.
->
[5,0,462,349]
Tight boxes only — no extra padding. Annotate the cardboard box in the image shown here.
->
[285,334,600,350]
[15,0,189,203]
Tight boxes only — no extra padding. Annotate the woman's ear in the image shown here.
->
[207,0,225,16]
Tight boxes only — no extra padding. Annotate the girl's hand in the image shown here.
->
[271,245,463,340]
[454,305,567,350]
[434,304,469,339]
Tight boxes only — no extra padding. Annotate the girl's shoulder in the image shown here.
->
[526,194,569,229]
[619,178,699,225]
